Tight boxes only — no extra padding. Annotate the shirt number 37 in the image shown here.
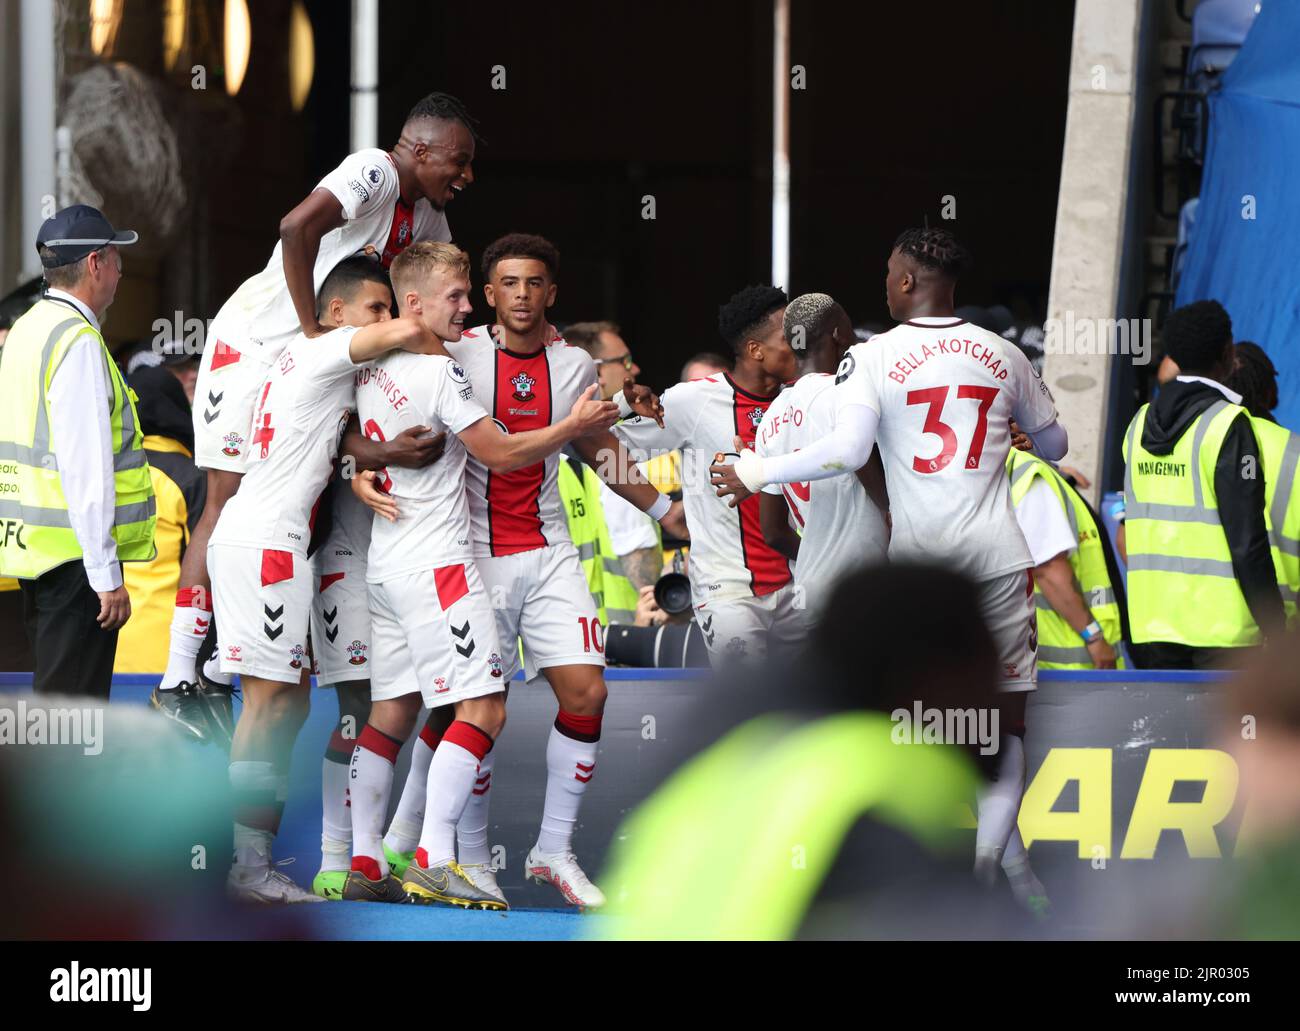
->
[906,385,1000,473]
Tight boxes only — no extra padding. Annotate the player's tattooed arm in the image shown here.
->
[460,384,618,473]
[759,492,800,561]
[621,546,664,593]
[280,189,346,338]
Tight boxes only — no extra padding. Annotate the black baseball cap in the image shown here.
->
[36,204,138,268]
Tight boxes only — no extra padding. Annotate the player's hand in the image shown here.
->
[1086,637,1118,670]
[96,585,131,630]
[1057,465,1091,489]
[384,425,446,468]
[710,451,755,509]
[1009,420,1033,453]
[658,498,689,540]
[634,584,668,628]
[568,383,620,436]
[623,377,664,428]
[302,321,330,339]
[351,469,399,522]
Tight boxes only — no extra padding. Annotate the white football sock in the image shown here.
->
[160,591,210,691]
[229,760,276,870]
[349,725,402,879]
[384,721,439,855]
[202,648,234,687]
[417,722,492,869]
[975,733,1026,859]
[536,714,600,856]
[1002,828,1048,904]
[456,749,495,866]
[320,752,352,873]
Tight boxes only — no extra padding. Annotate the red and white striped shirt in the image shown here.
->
[446,325,598,557]
[614,373,792,607]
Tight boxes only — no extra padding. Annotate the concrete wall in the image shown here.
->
[1044,0,1146,503]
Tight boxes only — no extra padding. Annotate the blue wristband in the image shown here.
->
[1079,620,1103,644]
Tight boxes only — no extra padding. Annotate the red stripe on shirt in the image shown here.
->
[486,347,551,555]
[729,376,791,597]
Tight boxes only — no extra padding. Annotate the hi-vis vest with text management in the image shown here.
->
[0,298,156,579]
[1006,449,1123,668]
[1123,399,1257,647]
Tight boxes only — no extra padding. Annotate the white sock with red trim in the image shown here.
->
[383,718,442,855]
[536,711,601,855]
[975,733,1026,860]
[319,720,353,874]
[456,749,496,866]
[348,724,403,880]
[415,721,493,870]
[160,586,210,691]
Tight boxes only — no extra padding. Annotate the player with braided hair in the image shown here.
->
[712,227,1068,896]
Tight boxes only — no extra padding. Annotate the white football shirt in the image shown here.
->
[446,325,599,557]
[833,316,1058,580]
[212,328,362,554]
[756,372,888,617]
[213,149,450,349]
[614,374,792,608]
[355,350,489,582]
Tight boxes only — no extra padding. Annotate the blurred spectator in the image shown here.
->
[115,349,207,672]
[1225,341,1278,420]
[679,351,730,383]
[564,320,669,621]
[594,563,1023,940]
[1124,301,1283,668]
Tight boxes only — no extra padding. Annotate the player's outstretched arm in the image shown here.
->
[458,384,618,473]
[571,431,669,514]
[280,190,347,338]
[712,404,879,508]
[1026,419,1069,462]
[347,317,432,364]
[759,492,800,561]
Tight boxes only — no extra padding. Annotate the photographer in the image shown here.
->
[604,571,709,668]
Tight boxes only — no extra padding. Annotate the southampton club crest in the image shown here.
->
[511,371,535,403]
[488,652,504,678]
[347,640,368,666]
[748,407,764,430]
[221,432,244,457]
[288,644,306,670]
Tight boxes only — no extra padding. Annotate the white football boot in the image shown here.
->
[524,846,606,908]
[227,859,325,904]
[459,863,508,908]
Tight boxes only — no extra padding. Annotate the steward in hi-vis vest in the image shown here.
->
[1007,449,1127,669]
[0,206,153,698]
[1122,302,1282,670]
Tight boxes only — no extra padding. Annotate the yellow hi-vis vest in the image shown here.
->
[592,711,978,940]
[557,457,640,625]
[0,298,156,579]
[1006,449,1123,668]
[1122,399,1258,647]
[1250,415,1300,627]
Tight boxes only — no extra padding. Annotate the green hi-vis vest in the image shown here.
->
[1006,449,1123,669]
[1122,399,1258,648]
[0,298,156,579]
[592,712,978,940]
[1251,415,1300,627]
[558,457,640,625]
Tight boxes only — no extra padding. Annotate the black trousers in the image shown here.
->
[1128,640,1259,671]
[19,561,119,699]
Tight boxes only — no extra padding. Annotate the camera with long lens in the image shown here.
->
[653,572,693,617]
